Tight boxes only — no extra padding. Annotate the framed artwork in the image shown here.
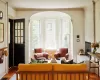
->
[0,23,4,42]
[0,11,3,19]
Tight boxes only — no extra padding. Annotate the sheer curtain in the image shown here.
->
[31,18,72,51]
[45,19,56,49]
[31,20,41,49]
[60,19,70,48]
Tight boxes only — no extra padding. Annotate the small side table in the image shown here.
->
[88,53,100,77]
[77,54,89,63]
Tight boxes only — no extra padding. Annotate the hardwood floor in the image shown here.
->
[2,67,18,80]
[1,67,100,80]
[89,73,100,80]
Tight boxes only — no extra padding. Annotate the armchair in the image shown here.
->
[54,48,69,60]
[33,48,49,60]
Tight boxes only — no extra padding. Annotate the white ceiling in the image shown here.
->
[7,0,92,9]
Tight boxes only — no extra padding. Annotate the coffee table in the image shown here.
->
[31,57,73,64]
[45,58,73,64]
[47,59,61,64]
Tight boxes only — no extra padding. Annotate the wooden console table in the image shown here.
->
[88,52,100,76]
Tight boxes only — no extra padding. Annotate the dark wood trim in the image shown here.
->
[9,19,14,67]
[15,8,84,11]
[93,1,96,43]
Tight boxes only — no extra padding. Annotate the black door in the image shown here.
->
[9,19,14,68]
[14,19,25,66]
[9,19,25,67]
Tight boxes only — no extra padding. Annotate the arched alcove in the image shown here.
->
[29,11,73,61]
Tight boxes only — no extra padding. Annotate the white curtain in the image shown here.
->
[31,18,72,51]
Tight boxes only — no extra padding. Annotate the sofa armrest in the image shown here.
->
[34,54,38,59]
[43,53,48,59]
[54,52,60,59]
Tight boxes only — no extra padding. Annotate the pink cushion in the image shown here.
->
[34,53,43,58]
[34,48,43,53]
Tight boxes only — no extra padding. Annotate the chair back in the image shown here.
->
[59,48,68,57]
[34,48,43,53]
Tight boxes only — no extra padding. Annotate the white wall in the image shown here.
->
[96,0,100,45]
[95,0,100,75]
[84,4,94,43]
[0,1,8,79]
[8,6,16,18]
[16,9,85,63]
[0,1,16,79]
[84,0,100,75]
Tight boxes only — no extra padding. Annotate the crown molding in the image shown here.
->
[15,8,84,11]
[0,0,8,3]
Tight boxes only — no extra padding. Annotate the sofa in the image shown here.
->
[16,63,89,80]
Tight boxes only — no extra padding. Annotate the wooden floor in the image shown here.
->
[2,67,18,80]
[89,73,100,80]
[2,67,100,80]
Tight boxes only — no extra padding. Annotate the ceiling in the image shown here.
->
[7,0,92,9]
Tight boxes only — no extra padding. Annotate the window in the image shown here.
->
[31,18,71,50]
[32,20,41,48]
[45,19,56,49]
[14,22,24,44]
[61,19,70,48]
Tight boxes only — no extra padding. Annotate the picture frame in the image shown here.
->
[0,23,4,43]
[0,11,3,19]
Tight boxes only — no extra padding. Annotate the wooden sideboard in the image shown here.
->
[88,52,100,76]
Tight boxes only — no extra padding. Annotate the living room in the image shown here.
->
[0,0,100,80]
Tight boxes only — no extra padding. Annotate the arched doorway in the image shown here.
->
[29,11,73,61]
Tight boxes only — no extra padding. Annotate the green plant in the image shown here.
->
[91,42,100,54]
[30,58,44,64]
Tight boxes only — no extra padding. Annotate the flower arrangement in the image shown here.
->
[4,50,8,56]
[0,50,8,63]
[2,50,8,56]
[91,42,100,54]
